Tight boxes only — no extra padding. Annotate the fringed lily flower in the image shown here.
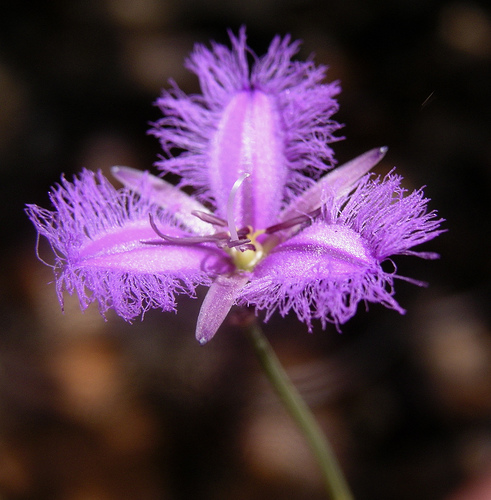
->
[26,29,443,344]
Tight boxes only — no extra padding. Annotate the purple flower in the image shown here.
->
[26,29,443,344]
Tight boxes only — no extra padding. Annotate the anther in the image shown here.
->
[227,239,252,250]
[148,213,228,245]
[191,210,227,227]
[265,207,322,234]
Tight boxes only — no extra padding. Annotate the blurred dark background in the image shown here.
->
[1,1,490,499]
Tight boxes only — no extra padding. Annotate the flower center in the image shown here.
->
[146,174,323,272]
[230,228,265,271]
[223,172,264,270]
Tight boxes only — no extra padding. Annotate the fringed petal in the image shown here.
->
[26,170,233,321]
[336,171,445,260]
[241,167,443,331]
[150,27,341,221]
[241,223,403,330]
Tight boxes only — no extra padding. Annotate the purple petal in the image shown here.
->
[150,28,341,225]
[241,222,402,330]
[26,170,233,321]
[196,273,250,344]
[241,169,443,331]
[208,89,288,228]
[255,223,377,278]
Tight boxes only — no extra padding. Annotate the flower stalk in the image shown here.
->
[246,319,354,500]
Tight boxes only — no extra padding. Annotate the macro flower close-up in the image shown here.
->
[26,28,443,345]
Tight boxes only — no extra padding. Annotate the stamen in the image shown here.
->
[227,173,250,243]
[151,233,230,245]
[148,213,228,245]
[265,207,322,234]
[147,198,255,253]
[227,238,252,249]
[191,210,227,227]
[237,226,252,238]
[148,213,169,239]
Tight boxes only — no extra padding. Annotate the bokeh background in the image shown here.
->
[1,1,490,499]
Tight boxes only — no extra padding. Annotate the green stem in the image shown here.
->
[246,320,354,500]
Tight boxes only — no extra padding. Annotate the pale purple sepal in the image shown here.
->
[111,166,212,235]
[196,273,249,344]
[278,146,388,224]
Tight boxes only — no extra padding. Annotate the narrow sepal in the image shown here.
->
[111,166,212,235]
[196,273,249,344]
[278,147,388,225]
